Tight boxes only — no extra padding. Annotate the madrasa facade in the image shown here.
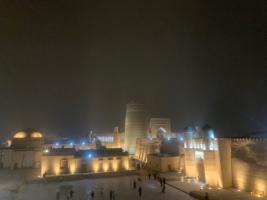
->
[0,102,267,197]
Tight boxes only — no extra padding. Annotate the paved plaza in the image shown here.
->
[168,180,267,200]
[15,176,195,200]
[1,169,267,200]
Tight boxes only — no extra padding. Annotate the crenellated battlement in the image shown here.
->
[229,137,267,142]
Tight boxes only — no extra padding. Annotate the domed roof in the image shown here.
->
[13,128,43,139]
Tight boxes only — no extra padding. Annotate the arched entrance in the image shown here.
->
[60,158,69,174]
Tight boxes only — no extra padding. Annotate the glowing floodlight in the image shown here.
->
[43,149,49,153]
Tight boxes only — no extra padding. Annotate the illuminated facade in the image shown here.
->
[0,129,43,169]
[147,153,184,172]
[0,127,130,177]
[184,126,232,188]
[135,138,161,162]
[231,138,267,197]
[43,127,124,150]
[124,102,147,154]
[1,102,266,197]
[95,127,123,149]
[183,126,267,197]
[41,148,130,176]
[149,118,171,138]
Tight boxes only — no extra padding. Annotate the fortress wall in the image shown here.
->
[184,148,197,178]
[232,158,267,194]
[204,151,219,187]
[232,139,267,195]
[217,139,232,188]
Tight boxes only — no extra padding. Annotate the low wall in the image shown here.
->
[34,170,138,182]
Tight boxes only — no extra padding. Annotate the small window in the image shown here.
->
[108,158,113,160]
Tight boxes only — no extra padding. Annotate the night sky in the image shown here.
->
[0,0,265,140]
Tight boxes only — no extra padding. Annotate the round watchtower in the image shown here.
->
[124,102,147,154]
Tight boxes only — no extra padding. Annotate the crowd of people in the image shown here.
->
[151,173,167,193]
[55,172,168,199]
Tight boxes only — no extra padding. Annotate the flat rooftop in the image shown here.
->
[43,148,128,157]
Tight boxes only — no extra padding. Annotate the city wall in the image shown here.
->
[232,138,267,196]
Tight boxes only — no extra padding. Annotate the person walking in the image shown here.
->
[56,191,60,200]
[162,185,166,193]
[138,186,142,198]
[205,192,209,200]
[163,178,166,185]
[159,178,163,187]
[43,171,47,179]
[133,180,137,189]
[112,190,115,200]
[109,190,113,200]
[90,191,95,199]
[100,187,104,197]
[70,189,74,199]
[148,173,151,180]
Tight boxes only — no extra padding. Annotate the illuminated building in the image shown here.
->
[43,127,124,150]
[94,127,122,149]
[0,129,44,169]
[135,138,161,162]
[41,148,130,175]
[1,102,266,196]
[0,127,130,177]
[149,118,171,138]
[134,117,183,170]
[124,102,147,154]
[183,125,267,197]
[136,136,184,172]
[147,153,184,172]
[184,125,232,188]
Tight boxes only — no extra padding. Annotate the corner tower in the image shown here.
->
[124,102,147,154]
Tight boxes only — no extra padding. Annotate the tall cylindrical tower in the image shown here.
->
[124,102,147,154]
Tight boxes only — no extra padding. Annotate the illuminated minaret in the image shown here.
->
[124,102,147,154]
[113,127,120,148]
